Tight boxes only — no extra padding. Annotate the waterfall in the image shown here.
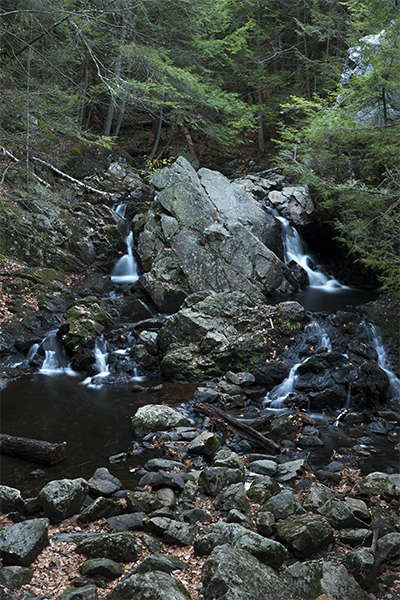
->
[369,324,400,400]
[111,200,139,284]
[277,215,346,290]
[93,335,110,377]
[264,321,333,410]
[264,363,300,409]
[27,343,40,361]
[39,330,75,375]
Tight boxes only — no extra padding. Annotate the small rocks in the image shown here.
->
[88,467,122,497]
[75,532,138,562]
[198,467,245,497]
[188,431,221,458]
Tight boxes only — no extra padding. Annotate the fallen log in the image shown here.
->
[0,434,67,465]
[194,403,281,454]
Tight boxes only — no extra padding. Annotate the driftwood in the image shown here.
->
[0,434,67,465]
[194,403,281,454]
[248,412,275,431]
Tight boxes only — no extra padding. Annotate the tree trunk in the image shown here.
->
[0,434,67,465]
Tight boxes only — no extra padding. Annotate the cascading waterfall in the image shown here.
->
[264,321,333,410]
[277,215,346,290]
[39,330,75,375]
[369,324,400,400]
[81,335,110,386]
[111,201,139,284]
[111,231,139,284]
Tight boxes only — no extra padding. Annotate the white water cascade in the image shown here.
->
[81,335,110,386]
[39,330,76,375]
[111,231,139,284]
[111,201,139,284]
[277,215,346,290]
[369,324,400,401]
[264,321,333,410]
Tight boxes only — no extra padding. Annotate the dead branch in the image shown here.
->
[194,402,281,454]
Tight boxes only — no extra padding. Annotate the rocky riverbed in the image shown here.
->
[0,402,399,600]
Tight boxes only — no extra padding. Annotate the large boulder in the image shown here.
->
[38,478,88,522]
[201,544,296,600]
[0,518,49,567]
[158,292,307,382]
[131,404,190,437]
[136,157,297,312]
[274,513,334,558]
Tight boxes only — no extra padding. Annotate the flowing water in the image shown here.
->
[1,204,397,495]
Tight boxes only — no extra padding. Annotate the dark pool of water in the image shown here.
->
[267,287,378,313]
[0,372,198,496]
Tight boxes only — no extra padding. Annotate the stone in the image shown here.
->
[198,467,245,497]
[318,498,367,530]
[75,532,138,562]
[377,532,400,564]
[77,497,123,523]
[194,522,248,556]
[213,447,245,471]
[156,487,176,509]
[360,472,400,501]
[144,458,187,472]
[235,531,289,570]
[193,387,223,404]
[88,468,122,497]
[248,459,278,476]
[282,559,370,600]
[201,544,296,600]
[132,553,188,574]
[181,508,212,524]
[0,565,33,589]
[275,513,334,558]
[188,432,221,458]
[80,558,124,579]
[0,518,49,567]
[319,561,370,600]
[341,548,378,588]
[138,470,185,492]
[126,491,163,514]
[106,513,146,532]
[226,371,256,386]
[344,498,370,521]
[298,435,324,447]
[338,529,373,547]
[138,330,159,355]
[215,482,250,513]
[104,570,191,600]
[0,487,24,515]
[276,459,311,482]
[226,509,253,529]
[270,415,298,436]
[247,476,281,504]
[163,520,199,546]
[261,489,305,521]
[303,482,338,511]
[38,478,88,522]
[132,404,190,436]
[59,585,97,600]
[255,511,276,537]
[179,480,197,505]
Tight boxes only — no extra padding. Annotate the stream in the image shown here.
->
[1,200,398,496]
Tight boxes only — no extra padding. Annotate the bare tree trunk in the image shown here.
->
[148,108,164,161]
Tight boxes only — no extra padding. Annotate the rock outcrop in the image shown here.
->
[135,157,298,313]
